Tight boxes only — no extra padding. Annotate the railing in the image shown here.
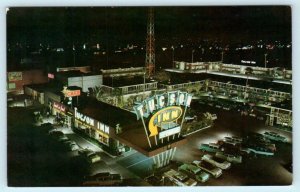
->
[119,82,158,94]
[161,81,205,91]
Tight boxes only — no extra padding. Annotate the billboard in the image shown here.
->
[8,72,22,81]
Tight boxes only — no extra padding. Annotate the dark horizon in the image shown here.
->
[7,6,292,47]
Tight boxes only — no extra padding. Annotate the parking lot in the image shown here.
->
[162,106,293,186]
[8,99,292,186]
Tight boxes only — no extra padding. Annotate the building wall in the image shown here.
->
[44,91,62,106]
[23,86,45,104]
[68,75,103,92]
[7,70,48,95]
[57,66,91,73]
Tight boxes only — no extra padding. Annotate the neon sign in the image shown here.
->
[53,102,66,112]
[148,106,182,137]
[74,107,95,127]
[134,91,192,120]
[134,91,192,140]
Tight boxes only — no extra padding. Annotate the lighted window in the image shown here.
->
[104,125,109,134]
[8,83,16,90]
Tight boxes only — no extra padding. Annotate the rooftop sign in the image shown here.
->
[133,91,192,147]
[134,91,192,120]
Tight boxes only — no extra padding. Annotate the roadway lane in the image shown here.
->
[66,133,103,152]
[117,151,154,178]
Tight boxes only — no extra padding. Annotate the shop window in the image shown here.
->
[104,125,109,134]
[100,123,104,132]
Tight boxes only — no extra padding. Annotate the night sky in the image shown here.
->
[7,6,291,47]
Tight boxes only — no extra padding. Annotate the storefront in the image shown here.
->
[74,107,110,146]
[51,101,73,127]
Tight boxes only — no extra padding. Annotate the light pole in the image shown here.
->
[143,72,146,93]
[192,49,195,63]
[221,51,224,63]
[72,44,76,66]
[264,53,268,68]
[171,46,174,68]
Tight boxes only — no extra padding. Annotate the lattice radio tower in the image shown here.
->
[145,8,155,78]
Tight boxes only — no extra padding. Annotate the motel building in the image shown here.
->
[51,101,73,128]
[63,91,193,167]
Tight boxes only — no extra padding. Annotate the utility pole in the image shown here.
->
[72,44,76,66]
[192,49,195,63]
[171,46,175,68]
[264,53,268,68]
[221,51,224,63]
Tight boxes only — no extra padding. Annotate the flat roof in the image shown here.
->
[77,97,187,156]
[25,83,65,96]
[57,71,100,77]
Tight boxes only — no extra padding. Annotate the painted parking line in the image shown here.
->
[126,158,151,169]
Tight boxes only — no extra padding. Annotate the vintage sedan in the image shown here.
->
[215,152,242,164]
[201,154,231,170]
[263,131,287,143]
[192,160,222,178]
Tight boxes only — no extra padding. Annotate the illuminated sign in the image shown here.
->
[159,126,181,139]
[134,91,192,139]
[8,72,22,81]
[65,90,81,97]
[134,91,192,120]
[74,107,94,127]
[148,106,182,137]
[48,73,55,79]
[241,60,256,64]
[62,86,81,97]
[53,101,66,112]
[74,107,109,134]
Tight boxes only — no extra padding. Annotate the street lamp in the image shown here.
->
[72,44,76,66]
[171,46,175,68]
[192,49,195,63]
[221,51,224,63]
[264,53,268,68]
[143,71,146,93]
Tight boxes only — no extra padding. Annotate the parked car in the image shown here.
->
[58,135,69,142]
[63,140,80,151]
[247,132,271,143]
[243,142,274,156]
[83,172,122,186]
[183,178,198,186]
[78,149,101,163]
[40,123,54,133]
[222,137,241,146]
[201,154,231,170]
[163,169,188,186]
[48,128,58,134]
[247,146,274,156]
[195,172,210,183]
[263,131,287,142]
[215,152,242,164]
[230,136,243,143]
[192,160,222,178]
[164,169,198,186]
[199,143,222,153]
[178,163,201,175]
[49,130,64,138]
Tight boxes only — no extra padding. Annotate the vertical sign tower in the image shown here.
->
[145,7,155,78]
